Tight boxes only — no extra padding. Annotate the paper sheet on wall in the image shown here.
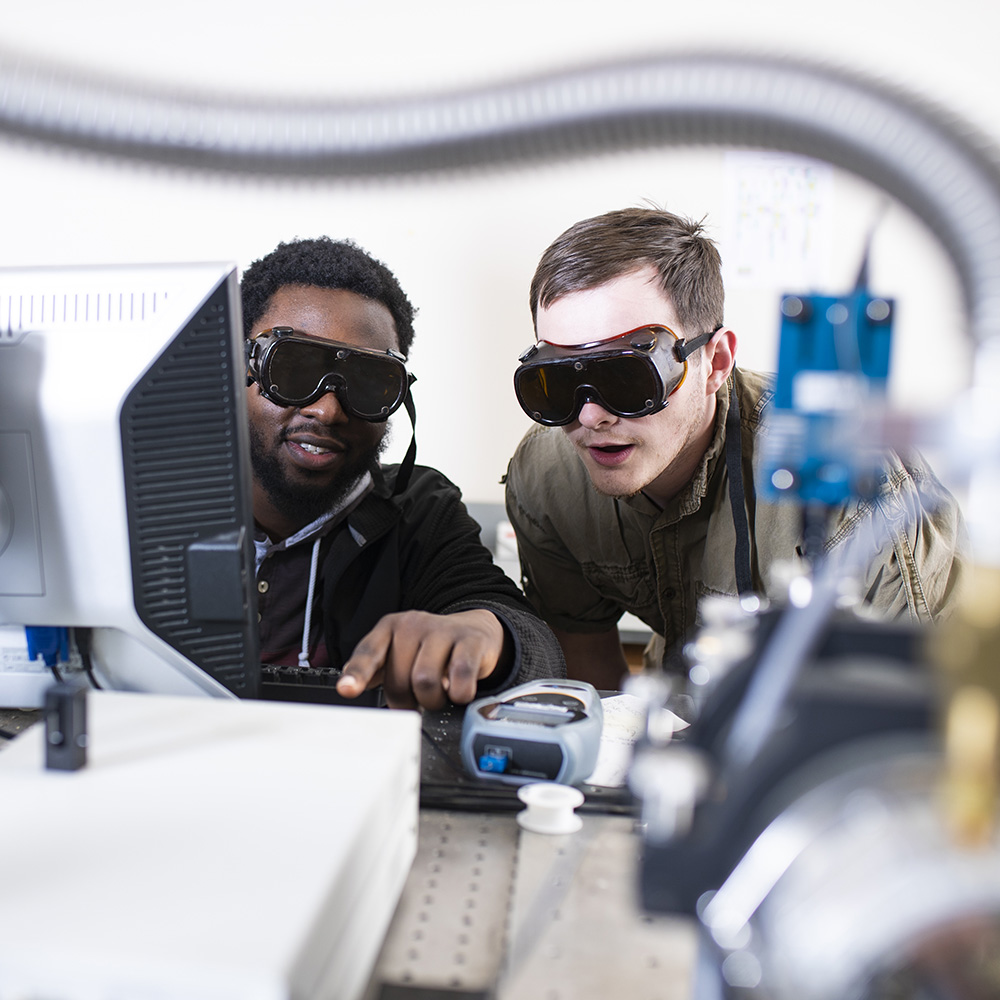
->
[722,151,833,290]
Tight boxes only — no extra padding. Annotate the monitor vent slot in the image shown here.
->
[120,281,258,696]
[0,288,166,333]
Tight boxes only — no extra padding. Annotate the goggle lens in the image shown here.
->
[265,339,338,403]
[515,353,664,425]
[254,333,410,420]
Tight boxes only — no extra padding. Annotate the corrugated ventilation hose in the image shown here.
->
[2,50,1000,343]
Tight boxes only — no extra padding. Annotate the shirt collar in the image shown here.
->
[254,470,374,571]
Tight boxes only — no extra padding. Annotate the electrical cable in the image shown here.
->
[81,653,103,690]
[73,628,103,690]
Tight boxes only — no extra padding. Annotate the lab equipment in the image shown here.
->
[461,678,603,786]
[760,289,894,511]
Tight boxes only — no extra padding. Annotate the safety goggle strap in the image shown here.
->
[673,328,717,361]
[393,389,418,495]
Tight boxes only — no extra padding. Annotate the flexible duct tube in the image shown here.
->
[3,51,1000,344]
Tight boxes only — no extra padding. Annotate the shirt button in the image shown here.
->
[258,580,269,594]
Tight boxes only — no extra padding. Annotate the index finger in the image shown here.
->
[336,620,393,699]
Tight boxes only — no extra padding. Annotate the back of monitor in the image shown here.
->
[0,262,259,705]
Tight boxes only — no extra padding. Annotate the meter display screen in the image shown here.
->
[491,704,567,726]
[480,692,586,728]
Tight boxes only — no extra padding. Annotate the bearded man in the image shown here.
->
[244,236,564,708]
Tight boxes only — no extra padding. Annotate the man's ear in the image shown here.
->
[703,328,737,395]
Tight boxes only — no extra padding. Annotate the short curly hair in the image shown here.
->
[240,236,417,357]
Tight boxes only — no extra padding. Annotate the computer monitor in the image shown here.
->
[0,262,259,703]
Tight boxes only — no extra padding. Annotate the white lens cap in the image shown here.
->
[516,782,585,835]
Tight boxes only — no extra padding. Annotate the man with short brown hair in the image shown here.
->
[505,207,965,690]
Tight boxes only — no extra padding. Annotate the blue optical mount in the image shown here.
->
[760,289,894,508]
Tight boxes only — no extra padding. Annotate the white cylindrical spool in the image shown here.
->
[516,782,585,834]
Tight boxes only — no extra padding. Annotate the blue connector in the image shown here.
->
[24,626,70,667]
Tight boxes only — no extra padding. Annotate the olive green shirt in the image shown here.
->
[504,368,965,658]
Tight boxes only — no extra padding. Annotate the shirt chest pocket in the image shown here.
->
[579,557,661,626]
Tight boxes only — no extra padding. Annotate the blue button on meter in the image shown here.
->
[478,749,510,773]
[461,679,603,786]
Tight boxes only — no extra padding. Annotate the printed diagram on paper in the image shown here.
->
[723,151,833,290]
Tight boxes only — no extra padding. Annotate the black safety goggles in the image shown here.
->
[513,325,717,426]
[246,326,414,421]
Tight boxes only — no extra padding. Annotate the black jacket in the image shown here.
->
[263,463,566,704]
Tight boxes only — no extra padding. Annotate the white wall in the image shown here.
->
[3,0,996,502]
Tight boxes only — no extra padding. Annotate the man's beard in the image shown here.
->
[250,424,388,530]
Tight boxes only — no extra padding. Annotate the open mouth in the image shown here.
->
[587,443,634,466]
[285,436,344,469]
[298,442,331,455]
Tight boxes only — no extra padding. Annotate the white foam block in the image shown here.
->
[0,691,421,1000]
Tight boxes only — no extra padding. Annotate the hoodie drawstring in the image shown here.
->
[298,536,323,668]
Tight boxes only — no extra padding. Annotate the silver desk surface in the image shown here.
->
[366,809,696,1000]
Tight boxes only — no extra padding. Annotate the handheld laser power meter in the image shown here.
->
[460,679,603,786]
